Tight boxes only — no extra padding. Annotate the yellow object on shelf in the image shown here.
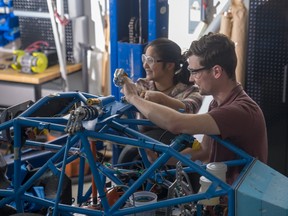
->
[11,50,48,74]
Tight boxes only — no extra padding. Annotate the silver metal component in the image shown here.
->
[20,54,38,74]
[167,162,195,216]
[113,68,128,87]
[65,106,100,134]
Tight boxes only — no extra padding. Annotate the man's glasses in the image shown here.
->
[142,54,165,67]
[187,66,209,79]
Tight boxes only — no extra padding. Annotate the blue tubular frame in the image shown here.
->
[0,92,255,216]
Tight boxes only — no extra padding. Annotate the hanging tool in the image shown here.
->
[128,0,142,43]
[128,17,139,43]
[47,0,69,91]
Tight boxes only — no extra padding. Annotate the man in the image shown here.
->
[121,32,268,184]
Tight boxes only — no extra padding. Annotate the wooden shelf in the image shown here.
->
[0,63,82,84]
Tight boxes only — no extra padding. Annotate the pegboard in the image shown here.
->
[13,0,86,64]
[245,0,288,123]
[13,0,69,14]
[18,16,76,64]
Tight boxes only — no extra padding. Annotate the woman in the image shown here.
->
[118,38,203,163]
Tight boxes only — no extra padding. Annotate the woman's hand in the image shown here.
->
[121,77,139,103]
[141,91,165,103]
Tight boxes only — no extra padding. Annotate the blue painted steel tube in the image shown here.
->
[84,129,233,192]
[0,191,15,208]
[12,119,24,212]
[109,147,173,213]
[228,188,235,216]
[79,133,111,213]
[6,134,80,207]
[28,117,68,125]
[210,135,253,162]
[52,136,72,216]
[109,0,119,99]
[17,117,66,133]
[0,119,13,131]
[25,140,79,152]
[148,0,157,41]
[0,92,258,215]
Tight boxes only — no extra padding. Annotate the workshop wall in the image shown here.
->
[1,0,251,107]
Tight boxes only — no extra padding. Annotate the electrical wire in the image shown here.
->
[24,41,50,52]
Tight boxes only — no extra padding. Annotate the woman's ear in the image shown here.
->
[166,62,175,71]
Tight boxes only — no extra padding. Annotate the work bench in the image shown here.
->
[0,63,82,102]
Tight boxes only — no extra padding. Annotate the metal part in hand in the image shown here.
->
[113,68,128,87]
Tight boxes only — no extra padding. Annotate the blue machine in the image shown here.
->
[109,0,169,163]
[236,160,288,216]
[0,92,287,216]
[0,0,20,46]
[110,0,169,100]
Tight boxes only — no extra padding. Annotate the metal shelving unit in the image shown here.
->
[109,0,169,100]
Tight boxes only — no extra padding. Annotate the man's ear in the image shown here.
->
[213,65,223,79]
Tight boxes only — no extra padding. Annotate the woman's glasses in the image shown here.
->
[142,54,165,67]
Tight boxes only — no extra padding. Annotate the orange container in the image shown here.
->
[65,158,90,178]
[47,131,90,178]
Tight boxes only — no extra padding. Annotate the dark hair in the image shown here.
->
[186,32,237,80]
[144,38,191,85]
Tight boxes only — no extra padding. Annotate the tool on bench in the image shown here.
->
[11,50,48,74]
